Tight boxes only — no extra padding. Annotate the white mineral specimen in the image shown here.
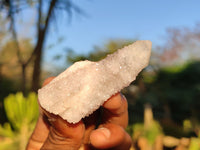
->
[38,40,152,123]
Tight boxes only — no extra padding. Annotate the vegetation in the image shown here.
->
[1,1,200,149]
[0,0,83,92]
[66,39,134,64]
[0,92,39,150]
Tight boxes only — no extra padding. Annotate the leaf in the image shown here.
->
[3,92,39,131]
[0,123,15,138]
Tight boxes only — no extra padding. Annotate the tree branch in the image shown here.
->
[8,1,24,65]
[24,0,43,66]
[23,0,58,68]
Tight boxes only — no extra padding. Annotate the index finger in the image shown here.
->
[101,93,129,128]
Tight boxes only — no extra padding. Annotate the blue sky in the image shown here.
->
[44,0,200,68]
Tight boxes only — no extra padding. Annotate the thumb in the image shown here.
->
[40,112,85,150]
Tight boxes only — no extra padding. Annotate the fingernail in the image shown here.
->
[48,117,56,122]
[98,127,111,138]
[120,92,126,101]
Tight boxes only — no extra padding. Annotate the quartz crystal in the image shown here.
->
[38,40,152,123]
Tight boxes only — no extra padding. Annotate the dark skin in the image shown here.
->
[26,77,132,150]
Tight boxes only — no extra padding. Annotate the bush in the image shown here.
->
[131,121,163,145]
[0,92,39,150]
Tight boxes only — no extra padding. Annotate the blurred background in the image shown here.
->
[0,0,200,149]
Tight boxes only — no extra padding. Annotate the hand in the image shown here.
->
[26,77,132,150]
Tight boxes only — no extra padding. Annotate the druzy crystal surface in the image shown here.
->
[38,40,152,123]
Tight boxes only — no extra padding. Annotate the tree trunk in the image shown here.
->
[0,64,2,83]
[31,42,42,92]
[31,28,44,92]
[21,64,26,94]
[31,0,57,92]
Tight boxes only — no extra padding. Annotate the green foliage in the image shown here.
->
[0,123,14,138]
[161,122,190,138]
[144,122,163,144]
[0,92,39,150]
[132,61,200,126]
[130,121,163,145]
[189,138,200,150]
[0,77,18,100]
[4,92,39,131]
[66,39,134,64]
[0,77,18,124]
[158,61,200,122]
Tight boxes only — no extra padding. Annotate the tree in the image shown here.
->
[0,13,7,81]
[0,0,83,92]
[66,39,134,64]
[156,24,200,66]
[0,39,33,93]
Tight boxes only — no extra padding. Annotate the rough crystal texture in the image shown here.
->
[38,40,152,123]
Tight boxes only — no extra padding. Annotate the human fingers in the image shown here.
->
[77,93,128,149]
[88,93,132,149]
[40,77,85,149]
[102,93,129,128]
[90,123,132,150]
[26,115,50,150]
[82,109,100,144]
[26,77,55,150]
[41,112,85,150]
[79,93,128,147]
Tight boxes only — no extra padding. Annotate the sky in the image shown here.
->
[44,0,200,68]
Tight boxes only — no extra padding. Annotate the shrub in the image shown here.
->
[0,92,39,150]
[131,121,163,145]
